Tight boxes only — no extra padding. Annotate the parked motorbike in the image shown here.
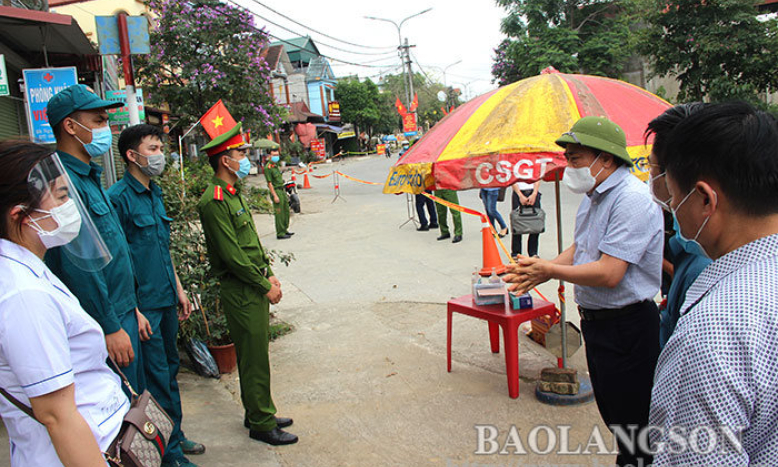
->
[285,180,300,213]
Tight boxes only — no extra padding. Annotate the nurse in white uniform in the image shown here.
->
[0,140,129,467]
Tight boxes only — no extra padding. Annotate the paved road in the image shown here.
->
[0,155,617,467]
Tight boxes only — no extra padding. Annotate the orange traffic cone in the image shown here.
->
[291,172,297,184]
[479,216,507,276]
[302,171,312,189]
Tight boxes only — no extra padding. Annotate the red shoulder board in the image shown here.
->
[213,186,224,201]
[226,184,237,196]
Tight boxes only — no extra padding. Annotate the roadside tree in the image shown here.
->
[637,0,778,102]
[492,0,634,85]
[136,0,285,133]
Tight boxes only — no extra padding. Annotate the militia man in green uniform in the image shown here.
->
[435,189,463,243]
[44,85,146,391]
[108,124,205,466]
[197,122,298,446]
[263,149,293,239]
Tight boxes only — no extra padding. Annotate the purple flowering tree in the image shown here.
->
[135,0,285,134]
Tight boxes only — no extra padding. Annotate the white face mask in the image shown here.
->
[26,199,83,249]
[649,171,670,211]
[563,154,603,194]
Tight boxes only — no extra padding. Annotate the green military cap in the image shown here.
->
[47,84,124,127]
[555,116,632,167]
[201,122,252,157]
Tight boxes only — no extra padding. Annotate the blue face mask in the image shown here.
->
[672,216,707,257]
[73,120,113,158]
[671,188,714,259]
[229,156,251,179]
[270,155,280,163]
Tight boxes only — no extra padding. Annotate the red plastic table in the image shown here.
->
[447,294,556,398]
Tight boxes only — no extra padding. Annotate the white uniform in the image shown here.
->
[0,239,129,467]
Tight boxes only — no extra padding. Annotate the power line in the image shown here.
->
[265,33,397,68]
[409,51,439,86]
[200,1,400,69]
[239,0,397,51]
[226,0,396,57]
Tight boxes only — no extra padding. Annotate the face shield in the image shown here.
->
[27,153,112,271]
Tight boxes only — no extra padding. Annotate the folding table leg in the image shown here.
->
[447,309,453,372]
[488,322,500,353]
[502,323,520,398]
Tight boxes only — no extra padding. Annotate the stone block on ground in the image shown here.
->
[540,367,578,384]
[537,381,580,395]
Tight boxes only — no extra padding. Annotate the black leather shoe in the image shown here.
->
[437,233,451,241]
[287,232,295,236]
[452,235,463,243]
[276,234,292,239]
[417,225,429,231]
[245,416,293,429]
[249,427,298,445]
[275,416,293,428]
[429,223,439,229]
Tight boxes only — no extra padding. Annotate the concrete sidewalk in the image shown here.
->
[0,155,616,466]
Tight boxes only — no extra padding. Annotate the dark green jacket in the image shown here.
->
[45,151,137,334]
[108,172,178,311]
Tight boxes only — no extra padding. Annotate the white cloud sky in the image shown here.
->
[231,0,508,99]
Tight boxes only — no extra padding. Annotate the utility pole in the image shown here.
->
[402,38,414,110]
[117,13,140,125]
[365,8,431,112]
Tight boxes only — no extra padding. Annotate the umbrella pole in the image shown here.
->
[555,177,568,369]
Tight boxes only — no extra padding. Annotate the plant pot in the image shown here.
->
[207,343,237,374]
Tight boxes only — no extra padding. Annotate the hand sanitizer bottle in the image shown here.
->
[489,267,500,283]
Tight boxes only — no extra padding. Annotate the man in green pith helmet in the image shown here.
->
[196,120,298,446]
[504,116,662,466]
[264,148,292,239]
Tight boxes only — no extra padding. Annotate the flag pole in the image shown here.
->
[178,120,201,195]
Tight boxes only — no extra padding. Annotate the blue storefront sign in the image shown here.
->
[23,67,78,144]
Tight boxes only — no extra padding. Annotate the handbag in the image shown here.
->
[104,358,174,467]
[0,358,173,467]
[511,205,546,234]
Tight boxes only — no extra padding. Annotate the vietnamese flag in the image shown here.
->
[395,97,408,117]
[200,100,237,139]
[409,93,419,113]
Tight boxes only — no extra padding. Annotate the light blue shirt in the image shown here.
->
[0,239,128,466]
[572,166,663,309]
[650,233,778,466]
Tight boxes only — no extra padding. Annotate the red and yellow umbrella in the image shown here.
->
[383,69,671,194]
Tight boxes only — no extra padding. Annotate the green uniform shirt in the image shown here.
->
[108,172,178,311]
[44,151,138,334]
[197,176,274,294]
[263,163,284,188]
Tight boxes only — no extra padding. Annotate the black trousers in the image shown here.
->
[580,300,660,467]
[511,189,540,257]
[415,192,437,227]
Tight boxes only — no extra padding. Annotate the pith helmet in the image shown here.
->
[555,116,632,167]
